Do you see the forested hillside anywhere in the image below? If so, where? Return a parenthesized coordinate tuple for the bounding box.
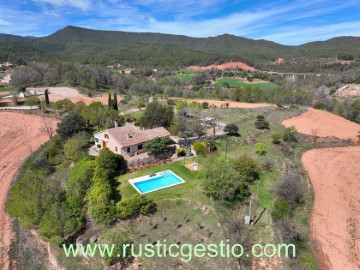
(1, 26, 360, 68)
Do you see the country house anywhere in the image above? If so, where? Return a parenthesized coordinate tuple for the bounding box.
(94, 123, 170, 157)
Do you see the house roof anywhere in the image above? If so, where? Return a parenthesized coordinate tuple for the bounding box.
(105, 123, 170, 147)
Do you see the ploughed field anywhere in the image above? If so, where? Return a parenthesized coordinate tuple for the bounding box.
(27, 87, 112, 105)
(282, 108, 360, 141)
(0, 112, 55, 269)
(302, 147, 360, 270)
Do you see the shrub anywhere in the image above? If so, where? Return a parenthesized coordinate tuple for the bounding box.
(176, 147, 186, 157)
(262, 160, 274, 172)
(313, 103, 326, 110)
(255, 120, 270, 129)
(224, 123, 239, 135)
(275, 219, 302, 245)
(201, 102, 209, 109)
(283, 127, 298, 143)
(205, 140, 217, 151)
(274, 171, 305, 207)
(255, 142, 266, 155)
(271, 198, 289, 222)
(24, 96, 40, 106)
(272, 134, 282, 144)
(117, 195, 156, 219)
(233, 154, 259, 182)
(255, 115, 269, 129)
(167, 99, 176, 106)
(192, 141, 207, 156)
(43, 135, 65, 165)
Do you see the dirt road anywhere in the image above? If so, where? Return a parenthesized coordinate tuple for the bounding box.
(282, 108, 360, 141)
(0, 112, 56, 269)
(302, 147, 360, 270)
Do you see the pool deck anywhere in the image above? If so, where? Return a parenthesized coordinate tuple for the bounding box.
(128, 170, 186, 194)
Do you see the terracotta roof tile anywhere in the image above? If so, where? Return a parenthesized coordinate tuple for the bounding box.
(106, 124, 170, 147)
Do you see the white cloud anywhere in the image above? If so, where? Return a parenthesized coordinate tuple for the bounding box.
(34, 0, 92, 10)
(0, 18, 11, 26)
(261, 21, 360, 44)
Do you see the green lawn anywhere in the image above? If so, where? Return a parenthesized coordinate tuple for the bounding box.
(175, 73, 192, 82)
(126, 110, 144, 119)
(116, 160, 207, 202)
(216, 77, 277, 89)
(0, 85, 12, 92)
(171, 70, 196, 82)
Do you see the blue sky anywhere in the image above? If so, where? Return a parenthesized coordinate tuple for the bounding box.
(0, 0, 359, 45)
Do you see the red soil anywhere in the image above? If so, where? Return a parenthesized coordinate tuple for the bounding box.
(302, 147, 360, 270)
(0, 112, 56, 269)
(282, 108, 360, 141)
(27, 87, 117, 105)
(275, 58, 286, 64)
(187, 61, 256, 72)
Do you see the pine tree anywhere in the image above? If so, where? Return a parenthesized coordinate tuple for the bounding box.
(113, 92, 118, 111)
(44, 89, 50, 105)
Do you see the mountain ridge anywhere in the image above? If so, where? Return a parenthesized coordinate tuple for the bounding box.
(1, 26, 360, 67)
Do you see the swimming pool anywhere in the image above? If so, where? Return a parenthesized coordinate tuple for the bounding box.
(129, 170, 185, 194)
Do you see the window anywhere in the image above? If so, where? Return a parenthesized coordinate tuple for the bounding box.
(115, 147, 118, 152)
(127, 147, 131, 153)
(104, 134, 109, 139)
(138, 144, 143, 150)
(95, 138, 99, 143)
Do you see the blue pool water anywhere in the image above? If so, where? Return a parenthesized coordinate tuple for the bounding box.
(132, 170, 184, 194)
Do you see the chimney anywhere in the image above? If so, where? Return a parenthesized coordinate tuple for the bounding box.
(127, 133, 132, 139)
(114, 121, 118, 128)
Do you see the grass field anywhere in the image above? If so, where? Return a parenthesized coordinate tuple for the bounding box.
(0, 86, 12, 92)
(216, 77, 278, 89)
(176, 74, 193, 82)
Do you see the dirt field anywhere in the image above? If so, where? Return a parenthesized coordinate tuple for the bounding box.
(335, 84, 360, 98)
(0, 112, 56, 269)
(282, 108, 360, 141)
(187, 61, 256, 72)
(0, 74, 11, 84)
(186, 99, 273, 108)
(302, 147, 360, 270)
(27, 87, 113, 105)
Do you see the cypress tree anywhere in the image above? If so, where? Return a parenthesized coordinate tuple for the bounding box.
(44, 89, 49, 105)
(108, 92, 112, 109)
(113, 92, 118, 111)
